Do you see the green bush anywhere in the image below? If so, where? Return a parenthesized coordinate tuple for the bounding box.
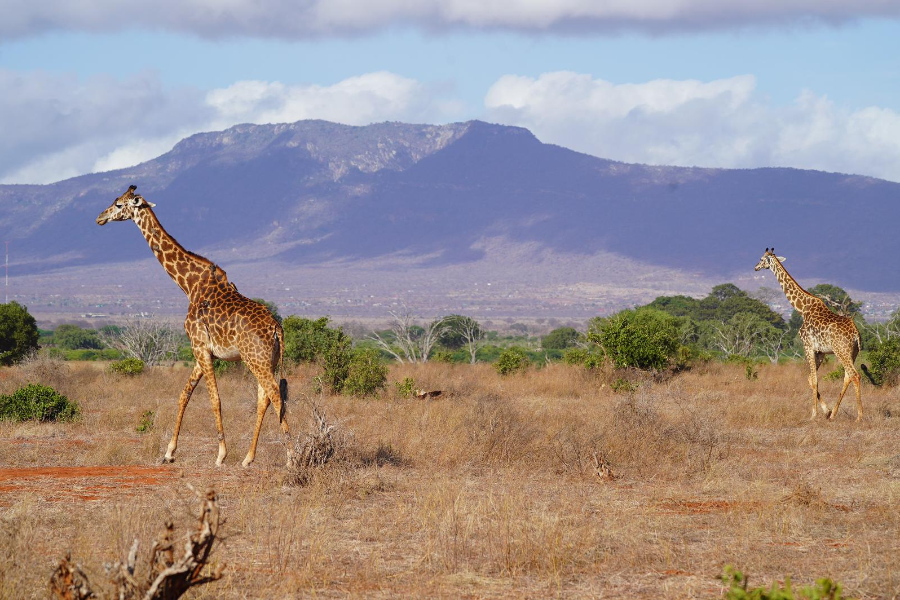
(588, 308, 680, 371)
(0, 384, 80, 422)
(562, 347, 604, 369)
(495, 346, 530, 376)
(430, 349, 454, 363)
(52, 324, 104, 350)
(109, 357, 145, 375)
(720, 566, 846, 600)
(321, 332, 352, 394)
(610, 378, 638, 394)
(343, 348, 387, 396)
(283, 316, 347, 364)
(541, 327, 581, 350)
(136, 410, 155, 433)
(866, 337, 900, 386)
(0, 302, 40, 366)
(395, 377, 416, 398)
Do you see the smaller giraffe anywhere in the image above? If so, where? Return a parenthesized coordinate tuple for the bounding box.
(754, 248, 863, 421)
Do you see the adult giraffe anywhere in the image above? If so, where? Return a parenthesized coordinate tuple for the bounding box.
(754, 248, 863, 421)
(97, 185, 291, 466)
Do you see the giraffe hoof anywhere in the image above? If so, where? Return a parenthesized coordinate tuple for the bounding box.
(241, 457, 254, 468)
(162, 455, 175, 464)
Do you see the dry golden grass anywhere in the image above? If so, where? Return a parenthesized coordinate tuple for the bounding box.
(1, 357, 900, 598)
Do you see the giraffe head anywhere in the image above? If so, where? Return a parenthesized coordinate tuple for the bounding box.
(96, 185, 156, 226)
(754, 248, 786, 272)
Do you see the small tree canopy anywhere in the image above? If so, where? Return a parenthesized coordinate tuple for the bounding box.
(588, 308, 680, 371)
(53, 324, 104, 350)
(541, 327, 581, 350)
(0, 302, 40, 366)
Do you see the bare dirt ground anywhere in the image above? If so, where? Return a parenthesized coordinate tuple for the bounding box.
(1, 357, 899, 598)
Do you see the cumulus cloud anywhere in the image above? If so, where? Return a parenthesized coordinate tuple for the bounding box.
(484, 71, 900, 181)
(0, 0, 898, 39)
(0, 70, 459, 184)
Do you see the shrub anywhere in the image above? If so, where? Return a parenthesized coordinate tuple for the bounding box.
(430, 349, 454, 363)
(136, 410, 155, 433)
(342, 348, 387, 396)
(0, 384, 80, 422)
(283, 316, 347, 364)
(541, 327, 581, 350)
(321, 332, 352, 394)
(866, 337, 900, 386)
(588, 308, 679, 371)
(720, 565, 846, 600)
(0, 301, 39, 366)
(395, 376, 416, 398)
(563, 347, 604, 369)
(610, 378, 638, 394)
(495, 346, 530, 376)
(52, 324, 104, 350)
(109, 357, 145, 376)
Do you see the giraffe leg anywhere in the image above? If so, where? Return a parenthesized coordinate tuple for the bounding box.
(804, 350, 824, 420)
(164, 362, 204, 463)
(196, 352, 227, 466)
(242, 366, 291, 467)
(830, 355, 862, 422)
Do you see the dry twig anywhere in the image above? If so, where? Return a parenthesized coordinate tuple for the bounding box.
(50, 487, 224, 600)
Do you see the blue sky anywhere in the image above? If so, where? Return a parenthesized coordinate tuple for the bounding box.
(1, 1, 898, 183)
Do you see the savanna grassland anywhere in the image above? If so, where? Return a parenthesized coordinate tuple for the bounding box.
(1, 357, 899, 598)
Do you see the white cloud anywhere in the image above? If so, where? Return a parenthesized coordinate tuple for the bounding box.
(206, 72, 445, 128)
(0, 0, 898, 39)
(0, 70, 460, 183)
(484, 71, 900, 181)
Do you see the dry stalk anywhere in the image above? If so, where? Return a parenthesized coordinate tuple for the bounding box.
(50, 487, 224, 600)
(285, 403, 340, 486)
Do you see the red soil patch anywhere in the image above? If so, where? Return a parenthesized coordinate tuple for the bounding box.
(0, 465, 178, 506)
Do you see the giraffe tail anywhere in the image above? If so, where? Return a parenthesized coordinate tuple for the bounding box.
(275, 324, 288, 421)
(860, 364, 878, 386)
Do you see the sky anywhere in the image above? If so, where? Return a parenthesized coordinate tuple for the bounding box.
(0, 0, 899, 184)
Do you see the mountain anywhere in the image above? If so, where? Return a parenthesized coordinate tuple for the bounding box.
(2, 119, 899, 319)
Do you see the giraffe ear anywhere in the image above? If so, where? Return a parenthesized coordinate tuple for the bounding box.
(776, 256, 786, 262)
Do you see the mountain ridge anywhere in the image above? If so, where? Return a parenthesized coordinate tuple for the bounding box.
(1, 118, 898, 319)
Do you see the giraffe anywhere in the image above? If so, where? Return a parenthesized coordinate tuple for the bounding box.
(754, 248, 863, 421)
(96, 185, 291, 466)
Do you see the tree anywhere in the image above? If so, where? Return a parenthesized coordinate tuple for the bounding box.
(369, 308, 446, 363)
(52, 324, 104, 350)
(0, 302, 39, 366)
(588, 308, 680, 371)
(283, 316, 346, 363)
(704, 313, 778, 358)
(439, 315, 484, 363)
(541, 327, 581, 350)
(102, 319, 181, 366)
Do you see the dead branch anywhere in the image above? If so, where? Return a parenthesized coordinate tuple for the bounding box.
(50, 488, 224, 600)
(49, 552, 97, 600)
(286, 403, 339, 486)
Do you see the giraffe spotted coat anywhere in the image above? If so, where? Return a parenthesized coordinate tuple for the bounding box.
(755, 248, 863, 421)
(97, 185, 291, 466)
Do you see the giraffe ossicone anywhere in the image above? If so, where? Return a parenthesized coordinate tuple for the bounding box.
(97, 184, 292, 466)
(754, 248, 864, 421)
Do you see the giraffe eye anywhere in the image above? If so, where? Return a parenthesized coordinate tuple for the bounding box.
(116, 203, 123, 208)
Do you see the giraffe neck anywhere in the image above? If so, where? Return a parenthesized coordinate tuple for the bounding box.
(770, 258, 815, 314)
(132, 208, 225, 300)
